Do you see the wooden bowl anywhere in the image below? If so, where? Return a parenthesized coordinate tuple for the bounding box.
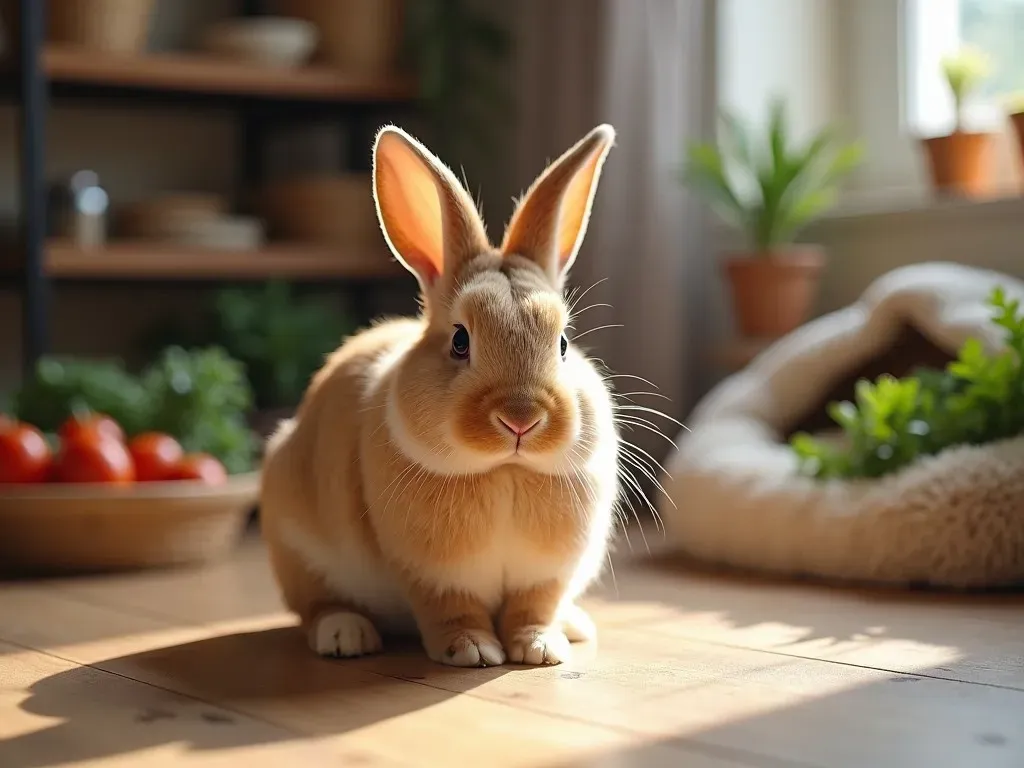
(257, 174, 378, 246)
(0, 473, 260, 575)
(201, 17, 317, 69)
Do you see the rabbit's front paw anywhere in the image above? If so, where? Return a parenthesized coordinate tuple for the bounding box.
(505, 626, 571, 666)
(309, 610, 383, 658)
(428, 629, 506, 667)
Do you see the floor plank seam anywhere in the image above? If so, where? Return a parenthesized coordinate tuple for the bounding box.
(49, 581, 281, 631)
(370, 670, 818, 768)
(640, 626, 1024, 694)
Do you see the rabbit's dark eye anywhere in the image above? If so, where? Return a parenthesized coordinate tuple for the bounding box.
(560, 333, 569, 360)
(451, 325, 470, 360)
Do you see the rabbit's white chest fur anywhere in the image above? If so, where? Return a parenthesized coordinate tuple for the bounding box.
(276, 452, 615, 636)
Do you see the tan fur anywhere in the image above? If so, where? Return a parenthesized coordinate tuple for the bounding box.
(261, 124, 619, 666)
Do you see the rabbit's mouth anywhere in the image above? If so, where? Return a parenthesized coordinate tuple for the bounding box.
(452, 385, 576, 460)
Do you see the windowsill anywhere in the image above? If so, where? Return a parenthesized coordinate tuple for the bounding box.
(708, 188, 1024, 247)
(822, 188, 1024, 226)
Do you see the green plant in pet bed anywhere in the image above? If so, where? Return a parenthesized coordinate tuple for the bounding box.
(791, 287, 1024, 479)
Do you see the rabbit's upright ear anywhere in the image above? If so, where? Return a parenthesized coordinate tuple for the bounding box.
(501, 125, 615, 285)
(373, 126, 490, 288)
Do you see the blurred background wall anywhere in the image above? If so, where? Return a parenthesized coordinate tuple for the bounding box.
(2, 0, 1022, 432)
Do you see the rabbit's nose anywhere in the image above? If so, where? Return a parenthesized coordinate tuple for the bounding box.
(492, 397, 546, 438)
(496, 414, 542, 437)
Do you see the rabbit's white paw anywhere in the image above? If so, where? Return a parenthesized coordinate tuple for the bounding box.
(309, 611, 383, 658)
(429, 629, 506, 667)
(505, 627, 571, 666)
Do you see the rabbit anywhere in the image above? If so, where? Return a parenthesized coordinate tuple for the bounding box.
(260, 123, 620, 667)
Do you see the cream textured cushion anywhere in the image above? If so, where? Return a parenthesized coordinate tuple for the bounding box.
(661, 262, 1024, 588)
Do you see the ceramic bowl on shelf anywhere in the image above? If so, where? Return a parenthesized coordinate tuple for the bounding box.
(0, 472, 260, 575)
(200, 17, 318, 69)
(170, 215, 267, 251)
(118, 193, 228, 238)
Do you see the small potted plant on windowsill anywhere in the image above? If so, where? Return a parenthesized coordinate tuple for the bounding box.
(681, 98, 863, 338)
(921, 47, 995, 199)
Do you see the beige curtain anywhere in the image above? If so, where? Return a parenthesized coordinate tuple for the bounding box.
(510, 0, 718, 460)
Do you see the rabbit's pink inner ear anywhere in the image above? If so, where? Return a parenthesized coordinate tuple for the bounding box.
(556, 133, 614, 271)
(501, 125, 615, 280)
(373, 129, 446, 284)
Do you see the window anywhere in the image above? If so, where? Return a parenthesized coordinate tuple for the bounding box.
(906, 0, 1024, 136)
(716, 0, 1024, 204)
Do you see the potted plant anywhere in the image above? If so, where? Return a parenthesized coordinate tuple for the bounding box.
(921, 47, 995, 198)
(682, 98, 863, 338)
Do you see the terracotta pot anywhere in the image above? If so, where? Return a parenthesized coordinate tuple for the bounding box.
(723, 247, 825, 338)
(1011, 113, 1024, 180)
(920, 131, 995, 199)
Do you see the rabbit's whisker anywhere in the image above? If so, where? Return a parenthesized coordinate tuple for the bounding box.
(615, 416, 677, 450)
(571, 324, 624, 342)
(616, 462, 661, 540)
(614, 465, 650, 553)
(612, 390, 672, 402)
(602, 372, 662, 391)
(613, 404, 689, 431)
(565, 277, 609, 316)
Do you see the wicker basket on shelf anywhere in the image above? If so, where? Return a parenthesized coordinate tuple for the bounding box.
(48, 0, 157, 55)
(273, 0, 403, 74)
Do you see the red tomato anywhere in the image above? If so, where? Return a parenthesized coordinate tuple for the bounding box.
(0, 421, 52, 484)
(173, 453, 227, 485)
(128, 432, 184, 482)
(59, 413, 126, 445)
(53, 435, 135, 484)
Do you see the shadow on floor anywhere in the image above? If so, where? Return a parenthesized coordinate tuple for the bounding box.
(0, 626, 511, 768)
(542, 655, 1024, 768)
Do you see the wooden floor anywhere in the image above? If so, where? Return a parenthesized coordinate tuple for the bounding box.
(1, 528, 1022, 768)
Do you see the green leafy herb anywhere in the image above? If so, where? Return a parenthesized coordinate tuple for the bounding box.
(8, 346, 258, 474)
(791, 287, 1024, 479)
(209, 282, 352, 410)
(680, 98, 864, 251)
(141, 282, 354, 410)
(12, 358, 151, 436)
(141, 346, 257, 475)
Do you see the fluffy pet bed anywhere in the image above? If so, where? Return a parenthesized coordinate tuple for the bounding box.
(661, 262, 1024, 588)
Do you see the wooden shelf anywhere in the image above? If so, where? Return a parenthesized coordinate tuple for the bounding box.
(42, 45, 417, 103)
(43, 239, 406, 280)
